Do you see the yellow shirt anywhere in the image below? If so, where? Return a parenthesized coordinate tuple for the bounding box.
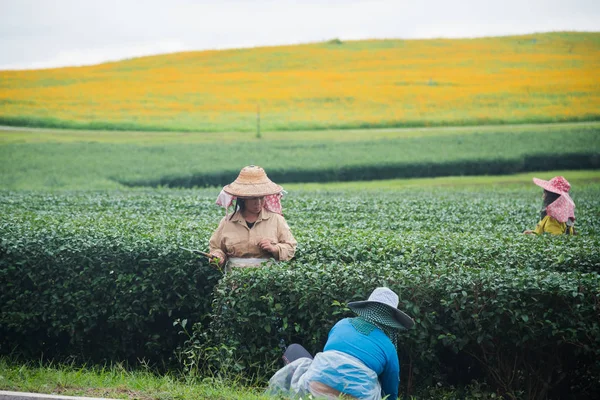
(533, 215, 574, 235)
(209, 209, 297, 263)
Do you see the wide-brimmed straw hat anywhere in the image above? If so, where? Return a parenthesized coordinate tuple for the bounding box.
(223, 165, 282, 197)
(533, 176, 571, 195)
(348, 287, 415, 330)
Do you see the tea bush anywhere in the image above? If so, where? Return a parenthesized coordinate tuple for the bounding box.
(1, 186, 599, 397)
(205, 262, 600, 399)
(122, 152, 599, 188)
(0, 191, 222, 364)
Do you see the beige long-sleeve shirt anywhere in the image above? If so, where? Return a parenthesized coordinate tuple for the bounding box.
(209, 209, 297, 263)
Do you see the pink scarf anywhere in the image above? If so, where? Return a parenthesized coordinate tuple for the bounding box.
(215, 189, 283, 217)
(546, 193, 575, 223)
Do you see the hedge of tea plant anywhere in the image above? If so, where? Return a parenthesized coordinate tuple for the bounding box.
(2, 124, 598, 190)
(122, 152, 599, 189)
(0, 191, 223, 364)
(205, 261, 600, 399)
(1, 186, 599, 397)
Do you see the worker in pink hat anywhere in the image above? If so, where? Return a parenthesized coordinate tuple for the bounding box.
(523, 176, 576, 235)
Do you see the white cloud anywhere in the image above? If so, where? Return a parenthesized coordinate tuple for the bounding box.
(3, 41, 190, 70)
(0, 0, 598, 70)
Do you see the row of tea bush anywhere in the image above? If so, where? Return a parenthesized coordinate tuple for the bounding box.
(1, 187, 598, 398)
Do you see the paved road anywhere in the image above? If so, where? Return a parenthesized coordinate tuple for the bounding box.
(0, 391, 117, 400)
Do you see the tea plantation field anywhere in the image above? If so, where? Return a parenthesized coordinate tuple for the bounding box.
(1, 177, 599, 398)
(1, 122, 599, 189)
(1, 29, 599, 399)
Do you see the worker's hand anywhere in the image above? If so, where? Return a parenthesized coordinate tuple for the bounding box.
(523, 230, 534, 235)
(258, 239, 278, 254)
(210, 253, 226, 266)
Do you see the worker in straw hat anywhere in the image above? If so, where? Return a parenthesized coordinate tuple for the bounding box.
(209, 165, 297, 271)
(523, 176, 576, 235)
(267, 287, 415, 400)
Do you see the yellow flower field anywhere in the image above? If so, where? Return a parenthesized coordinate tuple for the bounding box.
(1, 32, 599, 131)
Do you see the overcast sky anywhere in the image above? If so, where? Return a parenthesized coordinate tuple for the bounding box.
(0, 0, 598, 70)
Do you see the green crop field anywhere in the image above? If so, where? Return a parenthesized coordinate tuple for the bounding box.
(1, 122, 599, 190)
(1, 181, 599, 398)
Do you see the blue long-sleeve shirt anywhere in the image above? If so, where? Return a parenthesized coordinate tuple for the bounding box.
(323, 318, 400, 400)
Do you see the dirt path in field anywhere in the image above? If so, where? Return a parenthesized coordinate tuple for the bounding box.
(1, 121, 599, 135)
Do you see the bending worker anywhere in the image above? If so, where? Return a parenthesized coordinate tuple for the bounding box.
(268, 287, 415, 400)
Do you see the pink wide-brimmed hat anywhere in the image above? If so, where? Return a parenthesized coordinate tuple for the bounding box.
(533, 176, 575, 223)
(532, 176, 571, 195)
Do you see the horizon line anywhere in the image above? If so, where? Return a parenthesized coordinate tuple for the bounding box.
(1, 30, 597, 72)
